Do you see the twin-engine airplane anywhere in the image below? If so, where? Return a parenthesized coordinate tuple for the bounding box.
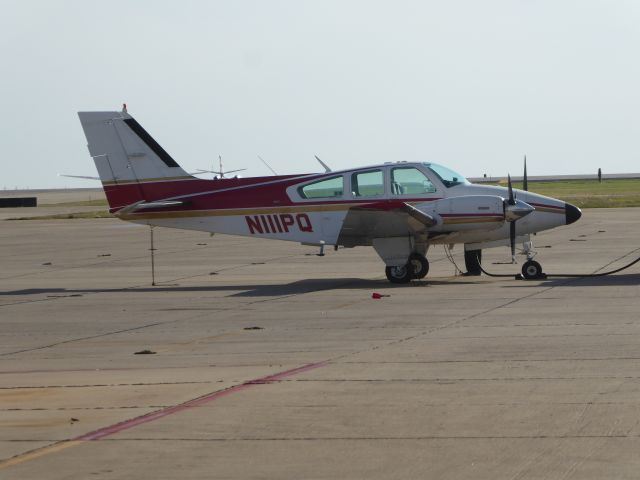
(78, 109, 581, 283)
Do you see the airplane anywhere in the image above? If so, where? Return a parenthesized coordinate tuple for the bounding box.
(194, 154, 247, 179)
(78, 108, 582, 283)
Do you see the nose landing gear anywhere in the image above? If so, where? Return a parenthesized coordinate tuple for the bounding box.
(519, 240, 547, 280)
(521, 260, 544, 279)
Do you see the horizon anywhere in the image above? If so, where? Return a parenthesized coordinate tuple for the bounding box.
(4, 169, 640, 193)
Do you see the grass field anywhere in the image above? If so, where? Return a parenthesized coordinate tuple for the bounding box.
(496, 178, 640, 208)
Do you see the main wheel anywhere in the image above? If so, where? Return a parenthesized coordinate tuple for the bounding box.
(408, 253, 429, 279)
(521, 260, 542, 280)
(385, 264, 412, 284)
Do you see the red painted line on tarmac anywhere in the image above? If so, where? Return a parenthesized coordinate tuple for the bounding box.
(74, 361, 328, 441)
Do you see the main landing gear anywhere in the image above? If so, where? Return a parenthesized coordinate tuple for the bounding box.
(385, 253, 429, 284)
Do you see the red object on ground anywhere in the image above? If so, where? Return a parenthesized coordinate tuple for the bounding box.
(372, 292, 389, 299)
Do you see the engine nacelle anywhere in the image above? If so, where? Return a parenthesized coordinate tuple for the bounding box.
(422, 195, 507, 231)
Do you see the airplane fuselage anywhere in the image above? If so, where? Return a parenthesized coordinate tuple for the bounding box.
(112, 162, 578, 249)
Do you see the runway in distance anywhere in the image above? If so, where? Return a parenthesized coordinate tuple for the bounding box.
(78, 108, 581, 283)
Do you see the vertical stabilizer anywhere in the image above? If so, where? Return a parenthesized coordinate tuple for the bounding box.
(78, 110, 194, 209)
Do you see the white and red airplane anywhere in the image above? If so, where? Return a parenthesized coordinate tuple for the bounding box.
(78, 108, 581, 283)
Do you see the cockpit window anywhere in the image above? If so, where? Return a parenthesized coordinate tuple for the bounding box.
(425, 163, 469, 188)
(390, 167, 436, 195)
(298, 175, 344, 199)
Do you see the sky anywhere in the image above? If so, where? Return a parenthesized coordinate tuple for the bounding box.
(1, 0, 639, 189)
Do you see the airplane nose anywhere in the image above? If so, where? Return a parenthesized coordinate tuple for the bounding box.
(565, 203, 582, 225)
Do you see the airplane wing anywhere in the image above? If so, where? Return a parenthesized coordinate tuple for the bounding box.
(337, 201, 437, 246)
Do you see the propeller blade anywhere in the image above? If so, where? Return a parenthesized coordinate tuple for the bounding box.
(510, 221, 516, 263)
(504, 171, 530, 263)
(507, 174, 515, 205)
(523, 156, 528, 191)
(509, 222, 516, 263)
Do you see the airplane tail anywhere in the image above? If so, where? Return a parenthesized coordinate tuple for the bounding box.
(77, 109, 195, 211)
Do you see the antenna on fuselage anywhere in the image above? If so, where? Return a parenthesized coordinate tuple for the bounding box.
(258, 155, 278, 175)
(314, 155, 332, 173)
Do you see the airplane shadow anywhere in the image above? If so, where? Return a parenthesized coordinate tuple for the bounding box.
(504, 273, 639, 288)
(0, 277, 482, 299)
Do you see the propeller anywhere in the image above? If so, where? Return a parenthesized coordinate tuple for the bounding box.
(507, 174, 517, 262)
(513, 155, 529, 261)
(503, 167, 535, 263)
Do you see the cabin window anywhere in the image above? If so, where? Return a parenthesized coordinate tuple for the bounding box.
(352, 169, 384, 197)
(298, 175, 344, 199)
(390, 167, 436, 195)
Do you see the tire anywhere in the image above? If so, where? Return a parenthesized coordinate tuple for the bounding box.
(385, 264, 412, 284)
(521, 260, 542, 279)
(408, 253, 429, 279)
(464, 249, 482, 276)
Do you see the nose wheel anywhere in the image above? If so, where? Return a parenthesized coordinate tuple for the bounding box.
(521, 260, 545, 280)
(519, 240, 546, 280)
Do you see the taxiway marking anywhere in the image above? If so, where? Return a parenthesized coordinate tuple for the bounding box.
(0, 361, 328, 470)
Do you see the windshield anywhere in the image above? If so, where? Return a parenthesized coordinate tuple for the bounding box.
(424, 163, 469, 188)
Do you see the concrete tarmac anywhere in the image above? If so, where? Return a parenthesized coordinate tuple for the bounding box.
(0, 208, 639, 479)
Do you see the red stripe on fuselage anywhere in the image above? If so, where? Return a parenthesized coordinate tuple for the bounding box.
(440, 213, 503, 217)
(106, 176, 444, 214)
(528, 202, 565, 211)
(104, 175, 303, 211)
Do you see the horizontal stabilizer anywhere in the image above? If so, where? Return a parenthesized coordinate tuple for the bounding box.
(115, 200, 185, 216)
(58, 173, 100, 181)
